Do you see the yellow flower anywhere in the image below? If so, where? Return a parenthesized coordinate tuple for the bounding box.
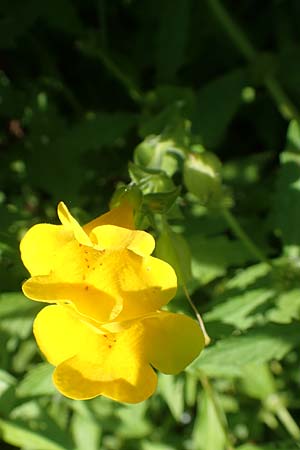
(34, 305, 203, 402)
(20, 202, 204, 403)
(21, 202, 177, 322)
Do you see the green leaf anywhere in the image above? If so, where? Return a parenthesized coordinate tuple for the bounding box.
(16, 363, 56, 398)
(204, 288, 275, 330)
(192, 391, 226, 450)
(156, 227, 192, 285)
(0, 292, 38, 318)
(155, 0, 190, 82)
(116, 402, 151, 439)
(142, 442, 175, 450)
(158, 374, 185, 421)
(27, 112, 137, 201)
(71, 403, 101, 450)
(272, 120, 300, 254)
(239, 364, 276, 401)
(225, 263, 271, 290)
(187, 235, 252, 284)
(0, 292, 40, 338)
(237, 443, 300, 450)
(189, 323, 300, 378)
(268, 289, 300, 324)
(0, 417, 72, 450)
(192, 69, 248, 148)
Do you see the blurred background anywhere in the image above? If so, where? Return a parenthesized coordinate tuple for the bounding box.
(1, 1, 300, 449)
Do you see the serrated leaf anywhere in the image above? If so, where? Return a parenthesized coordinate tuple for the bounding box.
(225, 263, 271, 290)
(267, 289, 300, 324)
(187, 235, 252, 284)
(189, 323, 300, 378)
(205, 288, 275, 330)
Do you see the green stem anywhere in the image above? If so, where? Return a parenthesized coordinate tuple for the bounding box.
(206, 0, 300, 123)
(267, 394, 300, 440)
(276, 404, 300, 441)
(161, 217, 210, 345)
(77, 42, 143, 104)
(200, 374, 235, 450)
(207, 0, 255, 61)
(222, 208, 272, 267)
(264, 77, 300, 123)
(182, 284, 210, 346)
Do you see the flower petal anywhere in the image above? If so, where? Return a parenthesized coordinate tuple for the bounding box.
(33, 305, 90, 366)
(144, 312, 205, 374)
(22, 277, 119, 322)
(53, 321, 157, 403)
(23, 240, 177, 321)
(20, 224, 73, 277)
(57, 202, 91, 245)
(90, 225, 155, 256)
(83, 202, 135, 235)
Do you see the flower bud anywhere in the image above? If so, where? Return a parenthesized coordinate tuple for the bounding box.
(110, 185, 143, 210)
(183, 151, 222, 205)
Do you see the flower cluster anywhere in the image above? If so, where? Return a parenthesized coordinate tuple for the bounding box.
(20, 201, 204, 403)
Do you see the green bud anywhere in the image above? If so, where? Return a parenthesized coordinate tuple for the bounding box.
(129, 162, 176, 195)
(183, 151, 222, 206)
(134, 136, 181, 177)
(110, 184, 143, 210)
(143, 187, 181, 214)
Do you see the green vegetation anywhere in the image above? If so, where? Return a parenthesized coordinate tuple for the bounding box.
(1, 1, 300, 449)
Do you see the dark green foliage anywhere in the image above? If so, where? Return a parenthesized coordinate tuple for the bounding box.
(1, 1, 300, 449)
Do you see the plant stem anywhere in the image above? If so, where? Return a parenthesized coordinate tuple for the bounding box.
(267, 394, 300, 441)
(222, 208, 272, 267)
(160, 217, 210, 345)
(206, 0, 300, 124)
(276, 404, 300, 441)
(200, 374, 235, 450)
(207, 0, 255, 61)
(182, 284, 211, 345)
(77, 41, 143, 104)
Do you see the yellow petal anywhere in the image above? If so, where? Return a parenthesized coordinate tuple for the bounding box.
(20, 224, 73, 277)
(33, 304, 90, 366)
(23, 277, 119, 322)
(23, 240, 177, 322)
(57, 202, 91, 245)
(83, 202, 135, 235)
(90, 225, 155, 255)
(144, 312, 205, 374)
(115, 251, 177, 321)
(53, 321, 157, 403)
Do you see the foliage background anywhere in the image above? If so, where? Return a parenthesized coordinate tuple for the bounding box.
(1, 0, 300, 449)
